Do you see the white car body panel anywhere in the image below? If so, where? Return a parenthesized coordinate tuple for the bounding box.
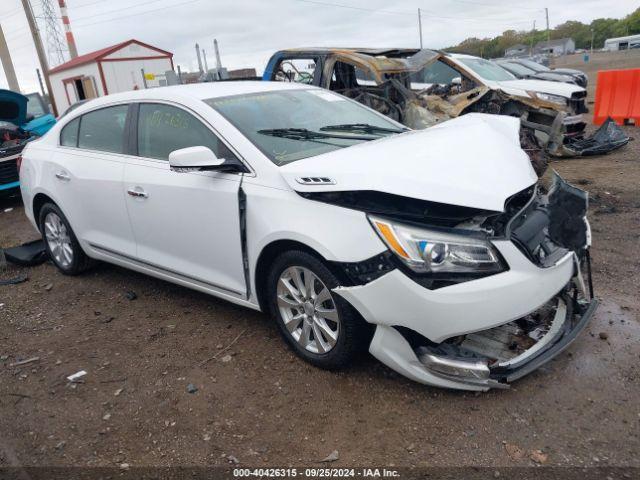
(335, 241, 574, 343)
(281, 114, 537, 212)
(18, 81, 592, 391)
(446, 54, 585, 101)
(122, 158, 246, 296)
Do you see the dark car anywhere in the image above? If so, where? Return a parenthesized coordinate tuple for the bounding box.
(508, 58, 587, 88)
(496, 60, 581, 86)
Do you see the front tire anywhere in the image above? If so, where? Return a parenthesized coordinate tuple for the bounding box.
(39, 203, 93, 275)
(266, 250, 371, 370)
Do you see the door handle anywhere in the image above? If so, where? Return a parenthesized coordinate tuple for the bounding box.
(127, 188, 148, 199)
(55, 172, 70, 181)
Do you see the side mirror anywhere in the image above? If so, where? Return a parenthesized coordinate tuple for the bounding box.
(451, 76, 462, 85)
(168, 146, 225, 171)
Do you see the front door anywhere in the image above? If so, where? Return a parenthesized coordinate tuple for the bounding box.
(123, 102, 246, 297)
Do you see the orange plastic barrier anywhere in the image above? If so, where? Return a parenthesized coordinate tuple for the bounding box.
(593, 68, 640, 126)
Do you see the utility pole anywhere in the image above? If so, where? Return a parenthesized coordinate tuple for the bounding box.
(590, 28, 594, 55)
(417, 8, 423, 49)
(545, 8, 550, 43)
(530, 20, 536, 56)
(21, 0, 58, 115)
(0, 23, 20, 91)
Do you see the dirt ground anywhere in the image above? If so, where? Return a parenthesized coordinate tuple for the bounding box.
(1, 54, 639, 472)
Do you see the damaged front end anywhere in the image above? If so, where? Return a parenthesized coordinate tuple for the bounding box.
(404, 173, 597, 389)
(323, 172, 598, 390)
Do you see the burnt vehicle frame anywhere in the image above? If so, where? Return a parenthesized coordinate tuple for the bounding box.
(264, 48, 625, 159)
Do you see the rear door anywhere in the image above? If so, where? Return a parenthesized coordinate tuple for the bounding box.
(50, 104, 136, 256)
(123, 102, 247, 297)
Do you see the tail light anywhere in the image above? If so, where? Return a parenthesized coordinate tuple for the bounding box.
(16, 155, 22, 172)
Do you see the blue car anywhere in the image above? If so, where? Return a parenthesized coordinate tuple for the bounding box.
(0, 89, 56, 195)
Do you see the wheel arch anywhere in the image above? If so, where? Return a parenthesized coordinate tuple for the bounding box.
(32, 192, 57, 231)
(253, 239, 350, 313)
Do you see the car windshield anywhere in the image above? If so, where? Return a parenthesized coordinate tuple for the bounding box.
(499, 62, 535, 76)
(517, 59, 550, 73)
(458, 58, 515, 81)
(206, 89, 403, 165)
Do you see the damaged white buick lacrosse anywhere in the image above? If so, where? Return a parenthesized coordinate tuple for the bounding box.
(19, 81, 597, 391)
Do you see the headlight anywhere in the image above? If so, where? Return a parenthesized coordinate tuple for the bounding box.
(369, 215, 505, 275)
(528, 91, 567, 106)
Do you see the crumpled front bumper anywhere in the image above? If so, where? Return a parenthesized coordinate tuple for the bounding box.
(335, 252, 596, 391)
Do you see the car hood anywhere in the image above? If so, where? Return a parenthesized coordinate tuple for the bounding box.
(495, 78, 584, 98)
(279, 113, 537, 212)
(0, 89, 28, 126)
(532, 72, 575, 83)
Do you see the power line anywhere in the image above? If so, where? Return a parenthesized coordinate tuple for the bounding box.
(72, 0, 204, 28)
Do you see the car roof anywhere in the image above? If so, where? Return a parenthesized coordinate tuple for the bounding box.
(74, 81, 310, 110)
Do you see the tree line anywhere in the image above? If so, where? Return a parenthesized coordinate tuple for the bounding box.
(445, 7, 640, 58)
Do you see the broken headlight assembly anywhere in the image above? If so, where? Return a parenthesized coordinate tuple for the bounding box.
(528, 91, 567, 106)
(368, 215, 507, 280)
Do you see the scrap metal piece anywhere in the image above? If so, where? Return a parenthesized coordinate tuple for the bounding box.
(563, 117, 630, 156)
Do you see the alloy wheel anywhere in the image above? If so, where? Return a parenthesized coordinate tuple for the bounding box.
(44, 212, 74, 268)
(276, 266, 340, 354)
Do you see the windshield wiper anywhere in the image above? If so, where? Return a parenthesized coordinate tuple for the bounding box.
(257, 127, 377, 142)
(319, 123, 407, 135)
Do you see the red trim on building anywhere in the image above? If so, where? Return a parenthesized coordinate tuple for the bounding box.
(61, 76, 83, 105)
(100, 55, 171, 63)
(49, 39, 174, 74)
(97, 61, 109, 95)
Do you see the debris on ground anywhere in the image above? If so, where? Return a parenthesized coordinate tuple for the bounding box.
(125, 291, 137, 301)
(226, 455, 240, 464)
(504, 443, 526, 460)
(1, 240, 48, 266)
(186, 383, 198, 394)
(114, 388, 123, 396)
(320, 450, 339, 462)
(599, 332, 609, 340)
(0, 274, 28, 286)
(221, 354, 233, 363)
(66, 370, 87, 382)
(9, 357, 40, 367)
(44, 283, 53, 291)
(530, 449, 548, 464)
(564, 117, 630, 156)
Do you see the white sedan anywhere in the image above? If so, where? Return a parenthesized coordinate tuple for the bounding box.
(19, 81, 597, 390)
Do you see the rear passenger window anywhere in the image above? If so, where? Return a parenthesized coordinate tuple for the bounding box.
(60, 117, 80, 147)
(137, 103, 237, 161)
(78, 105, 128, 154)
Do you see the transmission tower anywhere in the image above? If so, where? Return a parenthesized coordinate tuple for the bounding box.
(37, 0, 68, 67)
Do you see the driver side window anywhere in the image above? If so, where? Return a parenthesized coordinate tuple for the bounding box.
(274, 58, 317, 84)
(136, 103, 237, 161)
(410, 60, 460, 89)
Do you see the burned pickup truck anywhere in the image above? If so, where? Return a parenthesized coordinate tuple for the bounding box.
(263, 48, 628, 160)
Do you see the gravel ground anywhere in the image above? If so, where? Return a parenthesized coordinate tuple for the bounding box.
(1, 59, 639, 471)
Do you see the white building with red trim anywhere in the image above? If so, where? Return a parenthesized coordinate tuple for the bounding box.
(48, 39, 174, 113)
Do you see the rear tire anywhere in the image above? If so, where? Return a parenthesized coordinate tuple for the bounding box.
(38, 202, 93, 275)
(266, 250, 371, 370)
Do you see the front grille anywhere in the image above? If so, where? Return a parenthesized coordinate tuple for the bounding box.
(0, 159, 19, 185)
(570, 91, 588, 114)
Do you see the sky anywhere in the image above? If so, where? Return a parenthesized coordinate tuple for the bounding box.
(0, 0, 637, 93)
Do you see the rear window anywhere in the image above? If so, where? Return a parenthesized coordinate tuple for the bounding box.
(60, 117, 80, 147)
(78, 105, 128, 154)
